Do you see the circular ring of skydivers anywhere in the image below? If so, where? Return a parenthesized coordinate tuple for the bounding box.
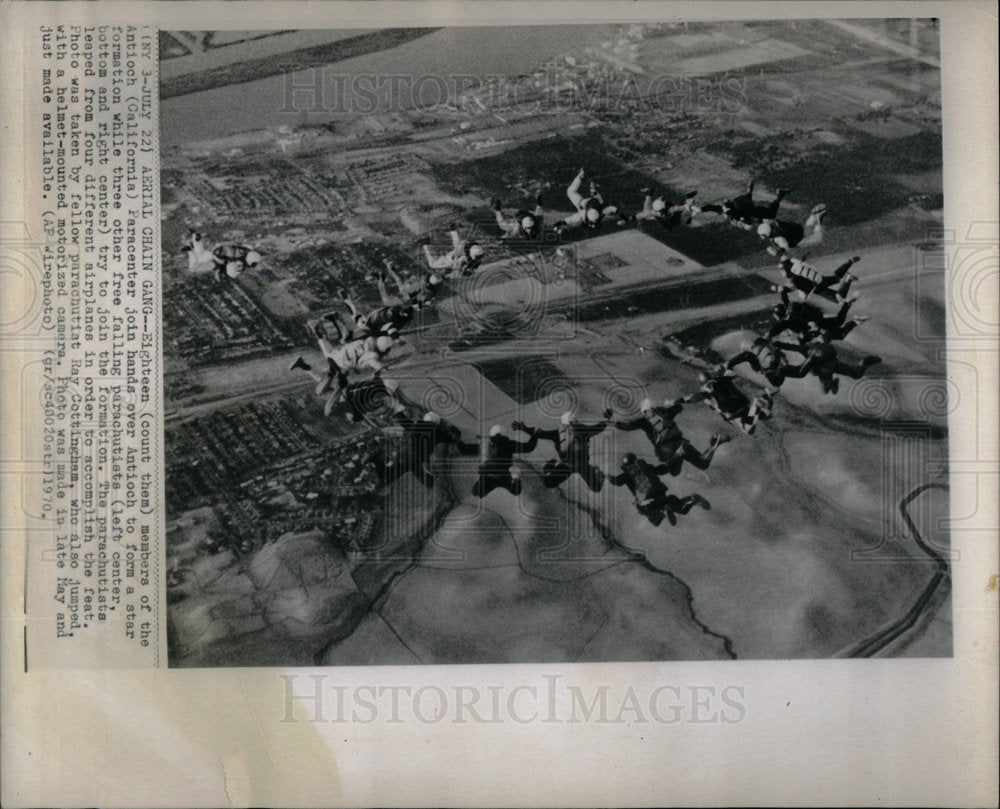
(184, 166, 881, 528)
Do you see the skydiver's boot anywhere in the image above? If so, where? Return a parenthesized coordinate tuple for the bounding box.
(690, 493, 710, 511)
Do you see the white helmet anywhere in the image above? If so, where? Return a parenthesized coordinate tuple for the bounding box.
(756, 222, 773, 238)
(469, 244, 485, 259)
(585, 208, 601, 223)
(225, 261, 243, 278)
(651, 198, 666, 212)
(640, 398, 654, 413)
(560, 410, 574, 426)
(521, 216, 536, 231)
(489, 424, 505, 437)
(423, 411, 442, 424)
(427, 273, 443, 287)
(245, 250, 262, 266)
(375, 335, 394, 353)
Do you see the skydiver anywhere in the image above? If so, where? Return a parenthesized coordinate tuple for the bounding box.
(778, 254, 859, 301)
(768, 287, 867, 343)
(756, 204, 827, 256)
(377, 260, 443, 309)
(181, 230, 261, 279)
(377, 406, 480, 489)
(552, 168, 625, 235)
(288, 354, 351, 415)
(607, 452, 710, 527)
(339, 289, 414, 340)
(513, 408, 613, 492)
(211, 242, 262, 280)
(181, 230, 212, 272)
(686, 365, 775, 435)
(694, 179, 790, 230)
(492, 194, 545, 241)
(726, 335, 813, 388)
(782, 335, 882, 395)
(422, 227, 486, 276)
(634, 188, 699, 227)
(472, 424, 539, 498)
(290, 322, 396, 412)
(614, 397, 730, 476)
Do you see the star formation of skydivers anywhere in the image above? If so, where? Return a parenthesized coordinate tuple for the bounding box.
(182, 165, 882, 529)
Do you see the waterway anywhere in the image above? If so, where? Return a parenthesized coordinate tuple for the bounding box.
(160, 25, 623, 145)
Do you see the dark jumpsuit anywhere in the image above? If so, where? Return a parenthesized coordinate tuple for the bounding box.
(473, 432, 539, 497)
(615, 403, 718, 476)
(526, 419, 610, 492)
(726, 339, 812, 388)
(381, 414, 479, 488)
(608, 458, 705, 527)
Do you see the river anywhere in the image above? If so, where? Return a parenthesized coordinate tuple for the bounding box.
(160, 24, 623, 145)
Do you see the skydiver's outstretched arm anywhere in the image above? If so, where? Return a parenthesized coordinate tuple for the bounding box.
(513, 421, 559, 447)
(662, 400, 685, 419)
(512, 432, 538, 454)
(384, 263, 408, 295)
(375, 276, 397, 307)
(767, 319, 796, 340)
(606, 471, 628, 487)
(340, 296, 363, 321)
(726, 352, 763, 372)
(577, 417, 612, 437)
(454, 437, 481, 456)
(614, 417, 646, 432)
(774, 341, 809, 356)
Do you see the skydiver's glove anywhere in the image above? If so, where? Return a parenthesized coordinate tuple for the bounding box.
(491, 197, 503, 211)
(603, 408, 613, 420)
(511, 420, 529, 433)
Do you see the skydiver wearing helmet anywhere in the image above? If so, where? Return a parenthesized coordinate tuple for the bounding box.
(290, 324, 396, 412)
(685, 365, 775, 435)
(725, 335, 813, 388)
(780, 335, 882, 395)
(778, 254, 860, 301)
(757, 204, 827, 256)
(607, 453, 710, 527)
(634, 188, 700, 227)
(693, 179, 790, 230)
(493, 194, 545, 241)
(376, 260, 443, 309)
(287, 361, 396, 421)
(288, 352, 351, 416)
(513, 408, 614, 492)
(339, 289, 414, 340)
(553, 168, 623, 234)
(614, 397, 730, 476)
(211, 242, 262, 280)
(767, 286, 864, 344)
(377, 405, 479, 489)
(340, 373, 401, 424)
(472, 424, 539, 498)
(422, 227, 486, 276)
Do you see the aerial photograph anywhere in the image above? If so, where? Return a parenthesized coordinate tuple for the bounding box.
(158, 21, 950, 667)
